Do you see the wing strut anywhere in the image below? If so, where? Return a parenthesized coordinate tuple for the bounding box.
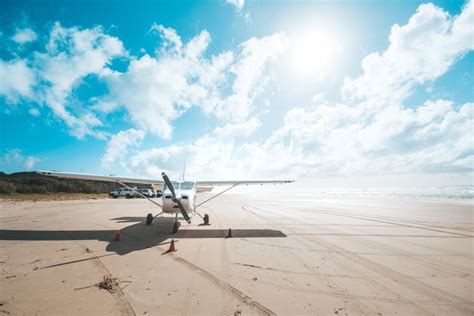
(195, 183, 239, 209)
(117, 181, 162, 208)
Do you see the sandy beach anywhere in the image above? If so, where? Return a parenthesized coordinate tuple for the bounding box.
(0, 193, 472, 315)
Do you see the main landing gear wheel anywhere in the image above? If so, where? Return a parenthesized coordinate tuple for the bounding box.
(172, 222, 179, 234)
(203, 214, 210, 225)
(146, 213, 153, 225)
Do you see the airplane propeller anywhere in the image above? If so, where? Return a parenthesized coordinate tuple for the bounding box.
(161, 172, 191, 223)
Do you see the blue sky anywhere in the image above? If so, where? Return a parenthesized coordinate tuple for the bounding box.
(0, 0, 473, 185)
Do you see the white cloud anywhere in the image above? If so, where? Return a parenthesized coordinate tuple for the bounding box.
(245, 100, 473, 178)
(34, 22, 126, 139)
(1, 149, 23, 164)
(99, 26, 285, 138)
(101, 129, 146, 167)
(25, 156, 40, 169)
(207, 33, 286, 121)
(12, 28, 37, 44)
(29, 108, 40, 116)
(0, 59, 35, 104)
(126, 118, 261, 178)
(98, 27, 216, 138)
(1, 149, 40, 170)
(117, 1, 473, 181)
(2, 21, 285, 141)
(125, 99, 471, 180)
(150, 24, 183, 52)
(1, 1, 472, 183)
(342, 1, 474, 105)
(226, 0, 245, 11)
(1, 23, 126, 139)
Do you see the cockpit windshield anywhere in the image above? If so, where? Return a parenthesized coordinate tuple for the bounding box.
(164, 181, 194, 191)
(179, 182, 194, 190)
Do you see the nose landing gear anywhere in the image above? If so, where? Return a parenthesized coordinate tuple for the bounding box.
(172, 222, 179, 234)
(172, 213, 180, 234)
(146, 213, 153, 225)
(146, 211, 208, 232)
(203, 214, 210, 225)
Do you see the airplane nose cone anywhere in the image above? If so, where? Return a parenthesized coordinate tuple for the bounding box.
(172, 195, 182, 203)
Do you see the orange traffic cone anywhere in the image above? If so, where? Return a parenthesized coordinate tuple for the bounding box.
(167, 239, 177, 252)
(226, 228, 233, 238)
(114, 230, 121, 241)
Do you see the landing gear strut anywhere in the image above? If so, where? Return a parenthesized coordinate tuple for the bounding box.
(172, 222, 179, 234)
(172, 213, 179, 234)
(146, 213, 153, 225)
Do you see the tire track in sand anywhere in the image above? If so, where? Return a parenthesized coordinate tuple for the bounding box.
(253, 203, 473, 276)
(81, 245, 136, 316)
(248, 204, 474, 315)
(198, 205, 248, 315)
(241, 205, 441, 314)
(168, 252, 275, 315)
(281, 205, 473, 276)
(57, 228, 136, 316)
(111, 214, 276, 316)
(239, 205, 374, 314)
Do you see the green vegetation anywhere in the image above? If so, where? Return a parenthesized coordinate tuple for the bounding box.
(0, 193, 109, 201)
(0, 172, 121, 195)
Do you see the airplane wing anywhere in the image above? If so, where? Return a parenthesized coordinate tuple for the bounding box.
(196, 180, 294, 186)
(37, 170, 294, 186)
(36, 170, 164, 185)
(37, 170, 294, 210)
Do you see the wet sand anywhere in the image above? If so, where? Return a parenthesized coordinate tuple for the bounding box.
(0, 194, 472, 315)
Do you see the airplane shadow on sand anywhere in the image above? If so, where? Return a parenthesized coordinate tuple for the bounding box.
(0, 216, 286, 255)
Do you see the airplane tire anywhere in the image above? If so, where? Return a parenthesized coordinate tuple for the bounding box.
(146, 213, 153, 225)
(203, 214, 209, 225)
(172, 222, 179, 234)
(126, 194, 131, 199)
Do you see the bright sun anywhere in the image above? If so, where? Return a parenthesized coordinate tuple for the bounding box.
(289, 29, 340, 77)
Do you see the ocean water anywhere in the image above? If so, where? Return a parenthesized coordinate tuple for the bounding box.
(293, 186, 474, 201)
(240, 185, 474, 202)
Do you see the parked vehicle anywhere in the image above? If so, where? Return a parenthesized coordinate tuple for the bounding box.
(139, 189, 154, 198)
(109, 187, 138, 198)
(152, 189, 162, 198)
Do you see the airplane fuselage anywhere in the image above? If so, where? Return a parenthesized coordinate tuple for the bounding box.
(162, 181, 196, 214)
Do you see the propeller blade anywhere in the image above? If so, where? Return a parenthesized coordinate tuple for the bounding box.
(177, 200, 191, 223)
(162, 172, 191, 223)
(161, 172, 176, 198)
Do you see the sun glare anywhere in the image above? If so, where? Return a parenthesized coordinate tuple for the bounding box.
(289, 29, 341, 77)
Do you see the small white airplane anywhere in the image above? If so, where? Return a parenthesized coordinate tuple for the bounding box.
(37, 170, 294, 233)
